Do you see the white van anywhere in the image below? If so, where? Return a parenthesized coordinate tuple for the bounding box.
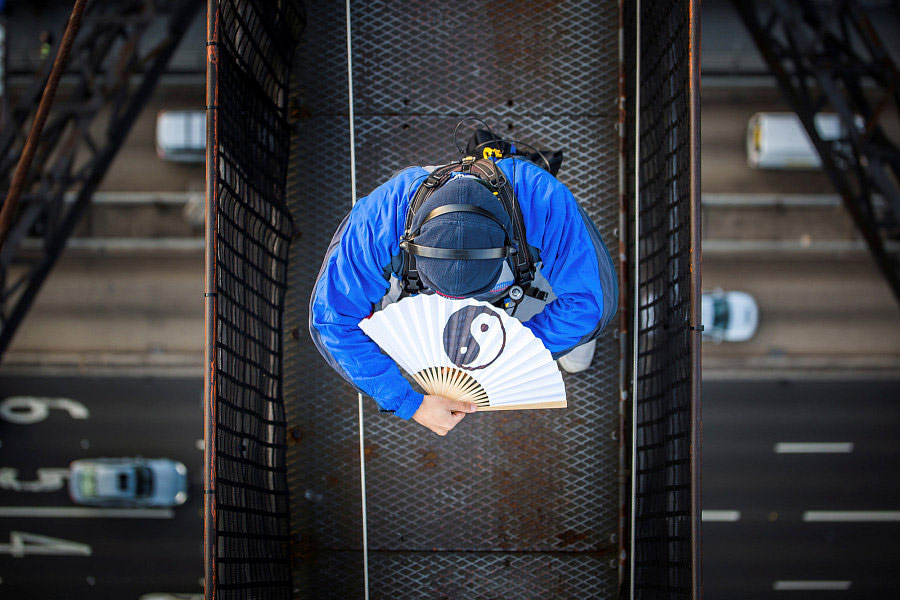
(155, 110, 206, 163)
(746, 112, 856, 170)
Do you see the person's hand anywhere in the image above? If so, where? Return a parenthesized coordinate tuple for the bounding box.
(412, 394, 478, 436)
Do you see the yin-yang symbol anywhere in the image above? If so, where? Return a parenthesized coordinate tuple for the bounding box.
(442, 305, 506, 370)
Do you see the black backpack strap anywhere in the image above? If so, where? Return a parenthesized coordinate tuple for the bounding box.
(402, 161, 468, 235)
(400, 156, 536, 296)
(470, 158, 534, 287)
(401, 161, 468, 296)
(401, 242, 422, 297)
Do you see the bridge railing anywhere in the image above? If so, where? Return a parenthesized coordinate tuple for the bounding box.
(622, 0, 702, 598)
(204, 1, 305, 598)
(204, 0, 701, 597)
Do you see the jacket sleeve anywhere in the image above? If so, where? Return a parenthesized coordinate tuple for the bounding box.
(500, 158, 618, 358)
(308, 168, 428, 419)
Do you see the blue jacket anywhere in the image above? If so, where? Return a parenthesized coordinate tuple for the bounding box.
(309, 158, 617, 419)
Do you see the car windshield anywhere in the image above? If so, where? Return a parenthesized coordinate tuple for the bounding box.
(713, 298, 729, 329)
(77, 468, 97, 498)
(135, 467, 154, 498)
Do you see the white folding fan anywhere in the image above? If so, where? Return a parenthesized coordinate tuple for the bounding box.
(359, 294, 566, 411)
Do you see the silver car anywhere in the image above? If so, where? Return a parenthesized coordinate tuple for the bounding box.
(68, 458, 188, 507)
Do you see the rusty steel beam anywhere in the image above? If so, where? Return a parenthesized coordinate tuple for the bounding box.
(734, 0, 900, 306)
(0, 0, 202, 359)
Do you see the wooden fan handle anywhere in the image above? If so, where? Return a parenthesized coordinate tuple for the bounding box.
(475, 400, 568, 411)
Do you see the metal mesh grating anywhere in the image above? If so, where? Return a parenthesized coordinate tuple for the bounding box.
(206, 1, 306, 598)
(623, 0, 701, 598)
(283, 1, 622, 598)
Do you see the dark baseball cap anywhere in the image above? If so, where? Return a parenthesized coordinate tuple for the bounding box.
(410, 175, 512, 298)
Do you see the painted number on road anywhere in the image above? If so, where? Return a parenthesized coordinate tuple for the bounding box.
(0, 531, 91, 557)
(0, 468, 69, 493)
(0, 396, 89, 424)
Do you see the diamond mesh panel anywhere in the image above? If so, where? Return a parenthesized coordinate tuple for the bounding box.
(623, 1, 700, 598)
(284, 1, 622, 598)
(207, 1, 306, 598)
(369, 552, 615, 599)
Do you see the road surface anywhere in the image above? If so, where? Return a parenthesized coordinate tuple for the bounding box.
(5, 253, 203, 371)
(4, 84, 898, 374)
(703, 379, 900, 598)
(0, 375, 204, 599)
(701, 254, 900, 375)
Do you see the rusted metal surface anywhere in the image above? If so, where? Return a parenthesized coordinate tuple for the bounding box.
(734, 0, 900, 307)
(689, 2, 703, 598)
(0, 0, 201, 359)
(203, 0, 218, 597)
(0, 0, 86, 252)
(623, 1, 702, 597)
(283, 1, 622, 597)
(204, 1, 305, 598)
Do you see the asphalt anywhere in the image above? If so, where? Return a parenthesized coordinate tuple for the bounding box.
(1, 2, 898, 597)
(703, 379, 900, 599)
(0, 375, 204, 599)
(5, 377, 898, 598)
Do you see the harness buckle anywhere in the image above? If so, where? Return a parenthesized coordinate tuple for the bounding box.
(405, 271, 422, 294)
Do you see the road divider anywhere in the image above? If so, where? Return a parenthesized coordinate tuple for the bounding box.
(21, 237, 203, 253)
(0, 507, 175, 519)
(701, 510, 741, 522)
(774, 442, 854, 453)
(803, 511, 900, 522)
(773, 581, 852, 591)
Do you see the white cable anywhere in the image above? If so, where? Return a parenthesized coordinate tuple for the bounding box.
(346, 2, 358, 206)
(345, 1, 369, 597)
(630, 1, 641, 598)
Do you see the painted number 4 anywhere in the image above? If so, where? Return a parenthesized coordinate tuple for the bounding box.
(0, 396, 89, 425)
(0, 531, 91, 557)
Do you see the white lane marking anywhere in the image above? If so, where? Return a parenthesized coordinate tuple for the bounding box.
(0, 507, 174, 519)
(773, 581, 852, 591)
(803, 511, 900, 522)
(0, 531, 92, 557)
(701, 510, 741, 522)
(0, 468, 69, 492)
(775, 442, 854, 454)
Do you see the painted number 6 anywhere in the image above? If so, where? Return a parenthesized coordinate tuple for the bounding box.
(0, 396, 89, 425)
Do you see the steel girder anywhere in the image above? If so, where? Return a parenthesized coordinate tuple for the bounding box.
(734, 0, 900, 306)
(0, 0, 201, 358)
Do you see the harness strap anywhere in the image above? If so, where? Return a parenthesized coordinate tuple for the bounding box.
(469, 160, 534, 286)
(404, 244, 514, 260)
(402, 161, 475, 297)
(525, 286, 548, 301)
(401, 157, 535, 296)
(418, 204, 508, 232)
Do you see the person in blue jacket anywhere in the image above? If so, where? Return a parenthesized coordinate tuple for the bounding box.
(310, 153, 617, 436)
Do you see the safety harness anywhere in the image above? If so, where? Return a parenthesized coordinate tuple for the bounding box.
(399, 156, 548, 306)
